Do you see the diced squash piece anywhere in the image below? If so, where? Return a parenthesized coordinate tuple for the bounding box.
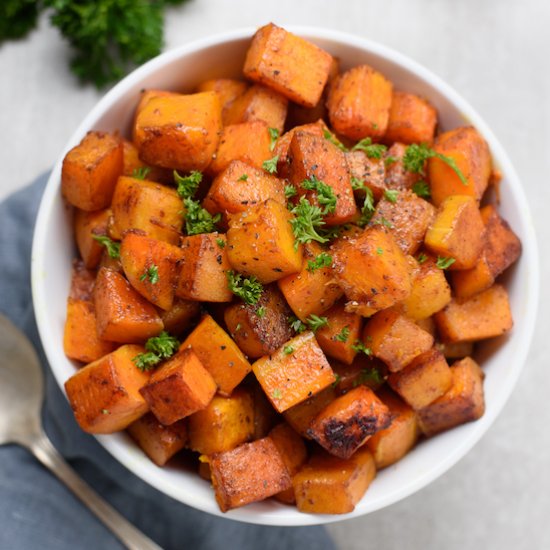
(384, 91, 437, 145)
(74, 208, 111, 269)
(418, 357, 485, 436)
(363, 309, 434, 372)
(327, 65, 393, 140)
(428, 126, 492, 206)
(181, 314, 252, 395)
(287, 131, 357, 225)
(133, 89, 179, 121)
(69, 260, 96, 301)
(134, 91, 222, 172)
(434, 284, 513, 343)
(384, 142, 424, 190)
(388, 348, 452, 410)
(94, 268, 164, 343)
(64, 344, 150, 434)
(252, 331, 336, 413)
(209, 437, 292, 512)
(227, 198, 302, 283)
(127, 413, 187, 466)
(110, 176, 183, 244)
(283, 386, 336, 438)
(159, 298, 201, 335)
(63, 298, 116, 363)
(224, 285, 293, 358)
(415, 315, 436, 337)
(437, 341, 474, 360)
(345, 150, 387, 200)
(278, 242, 343, 321)
(208, 121, 272, 175)
(61, 131, 123, 211)
(424, 195, 485, 270)
(188, 388, 254, 455)
(122, 140, 172, 183)
(366, 388, 419, 468)
(140, 349, 216, 425)
(176, 233, 233, 302)
(308, 385, 391, 459)
(293, 447, 376, 514)
(243, 23, 334, 108)
(196, 78, 248, 124)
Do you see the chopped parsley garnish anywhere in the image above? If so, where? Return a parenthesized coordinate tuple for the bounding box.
(256, 306, 267, 318)
(226, 270, 263, 305)
(351, 340, 372, 355)
(132, 166, 151, 180)
(331, 373, 342, 388)
(216, 238, 226, 249)
(306, 252, 333, 272)
(283, 345, 294, 355)
(376, 247, 384, 255)
(133, 331, 179, 371)
(323, 129, 347, 152)
(352, 137, 387, 159)
(306, 314, 329, 332)
(289, 197, 329, 248)
(268, 127, 280, 151)
(384, 189, 399, 203)
(139, 264, 159, 284)
(272, 388, 282, 399)
(384, 155, 398, 167)
(403, 143, 467, 185)
(284, 184, 297, 199)
(351, 176, 365, 191)
(357, 187, 376, 228)
(237, 173, 248, 182)
(174, 170, 202, 199)
(436, 256, 456, 270)
(262, 155, 279, 174)
(92, 235, 120, 259)
(411, 180, 432, 199)
(334, 326, 350, 343)
(353, 367, 384, 387)
(302, 175, 337, 215)
(372, 216, 394, 229)
(417, 252, 428, 264)
(183, 198, 221, 235)
(288, 316, 307, 333)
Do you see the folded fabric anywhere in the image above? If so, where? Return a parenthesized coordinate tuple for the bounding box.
(0, 173, 336, 550)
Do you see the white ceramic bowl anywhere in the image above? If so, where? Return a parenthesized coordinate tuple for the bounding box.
(31, 26, 539, 526)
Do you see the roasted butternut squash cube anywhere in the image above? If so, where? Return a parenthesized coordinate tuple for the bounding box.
(424, 195, 485, 270)
(127, 413, 188, 466)
(437, 341, 474, 360)
(63, 298, 116, 363)
(384, 142, 424, 190)
(64, 344, 150, 434)
(94, 268, 164, 343)
(252, 331, 335, 413)
(159, 298, 201, 335)
(428, 126, 492, 206)
(243, 23, 334, 108)
(181, 314, 252, 395)
(283, 386, 336, 438)
(196, 78, 248, 124)
(388, 348, 452, 410)
(434, 284, 513, 343)
(363, 309, 434, 372)
(308, 385, 391, 459)
(366, 388, 419, 468)
(345, 150, 387, 200)
(133, 89, 179, 121)
(293, 447, 376, 514)
(209, 437, 292, 512)
(61, 131, 123, 211)
(384, 91, 437, 145)
(140, 349, 216, 425)
(188, 387, 254, 455)
(110, 176, 183, 244)
(134, 91, 222, 172)
(74, 208, 111, 269)
(327, 65, 393, 140)
(418, 356, 485, 436)
(227, 198, 302, 283)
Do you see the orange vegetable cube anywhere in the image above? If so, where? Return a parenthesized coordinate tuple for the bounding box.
(283, 386, 336, 438)
(74, 208, 111, 269)
(196, 78, 248, 124)
(345, 150, 387, 200)
(437, 341, 474, 360)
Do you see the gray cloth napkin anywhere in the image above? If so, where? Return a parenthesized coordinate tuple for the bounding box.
(0, 173, 337, 550)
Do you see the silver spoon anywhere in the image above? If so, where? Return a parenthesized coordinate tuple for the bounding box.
(0, 314, 162, 550)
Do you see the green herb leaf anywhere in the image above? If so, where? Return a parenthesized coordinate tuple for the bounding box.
(174, 170, 202, 199)
(403, 143, 467, 185)
(237, 174, 248, 182)
(183, 197, 220, 235)
(272, 388, 282, 399)
(216, 238, 226, 249)
(132, 166, 151, 180)
(288, 316, 307, 334)
(133, 331, 179, 371)
(283, 345, 294, 355)
(351, 176, 365, 191)
(331, 373, 342, 389)
(306, 252, 333, 273)
(352, 137, 387, 159)
(417, 252, 428, 264)
(334, 326, 350, 343)
(285, 184, 297, 199)
(139, 264, 159, 284)
(384, 189, 399, 203)
(92, 235, 120, 259)
(436, 256, 456, 269)
(411, 180, 431, 199)
(262, 155, 279, 174)
(372, 216, 394, 229)
(353, 367, 383, 387)
(301, 175, 337, 215)
(268, 127, 280, 151)
(256, 305, 267, 318)
(376, 247, 384, 255)
(357, 187, 375, 227)
(323, 129, 347, 152)
(306, 314, 329, 332)
(227, 270, 263, 305)
(289, 196, 329, 248)
(351, 340, 372, 356)
(384, 155, 398, 167)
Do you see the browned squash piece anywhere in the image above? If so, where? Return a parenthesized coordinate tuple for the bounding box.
(315, 302, 363, 364)
(331, 226, 411, 314)
(181, 314, 252, 396)
(384, 142, 424, 190)
(209, 437, 292, 512)
(227, 198, 303, 283)
(94, 268, 164, 343)
(159, 298, 201, 335)
(287, 131, 357, 225)
(61, 131, 123, 211)
(243, 23, 334, 108)
(283, 386, 336, 438)
(224, 285, 293, 359)
(208, 121, 272, 175)
(277, 242, 343, 321)
(434, 284, 513, 343)
(451, 204, 521, 298)
(327, 64, 393, 140)
(64, 344, 151, 434)
(110, 176, 183, 244)
(308, 385, 391, 459)
(363, 309, 434, 372)
(388, 348, 452, 410)
(424, 195, 485, 270)
(140, 348, 216, 425)
(269, 423, 308, 504)
(371, 189, 436, 255)
(69, 260, 96, 301)
(134, 91, 222, 172)
(176, 233, 233, 303)
(428, 126, 492, 206)
(196, 78, 248, 124)
(121, 140, 172, 183)
(74, 208, 111, 269)
(366, 388, 419, 468)
(417, 356, 485, 436)
(345, 150, 387, 200)
(437, 341, 475, 360)
(224, 84, 288, 133)
(63, 298, 116, 363)
(127, 413, 188, 466)
(188, 387, 255, 455)
(384, 91, 437, 145)
(252, 331, 336, 413)
(293, 447, 376, 514)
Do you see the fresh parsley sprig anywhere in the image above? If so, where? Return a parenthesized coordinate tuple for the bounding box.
(334, 326, 350, 343)
(226, 270, 263, 305)
(133, 331, 180, 371)
(306, 314, 329, 332)
(132, 166, 151, 180)
(92, 235, 120, 259)
(288, 316, 307, 334)
(268, 128, 280, 151)
(352, 367, 384, 387)
(351, 340, 372, 355)
(306, 252, 333, 273)
(301, 175, 337, 215)
(262, 155, 279, 174)
(436, 256, 456, 269)
(174, 170, 202, 199)
(357, 187, 376, 228)
(183, 198, 221, 235)
(323, 129, 347, 152)
(403, 143, 467, 185)
(352, 137, 388, 159)
(412, 181, 431, 198)
(139, 264, 159, 284)
(289, 197, 329, 248)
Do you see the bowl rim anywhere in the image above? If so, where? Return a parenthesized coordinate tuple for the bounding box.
(31, 25, 539, 525)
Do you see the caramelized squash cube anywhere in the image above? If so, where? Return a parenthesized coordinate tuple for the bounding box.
(74, 208, 111, 269)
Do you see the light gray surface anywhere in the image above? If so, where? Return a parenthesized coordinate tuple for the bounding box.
(1, 0, 549, 548)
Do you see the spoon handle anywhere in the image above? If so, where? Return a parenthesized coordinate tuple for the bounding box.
(25, 432, 163, 550)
